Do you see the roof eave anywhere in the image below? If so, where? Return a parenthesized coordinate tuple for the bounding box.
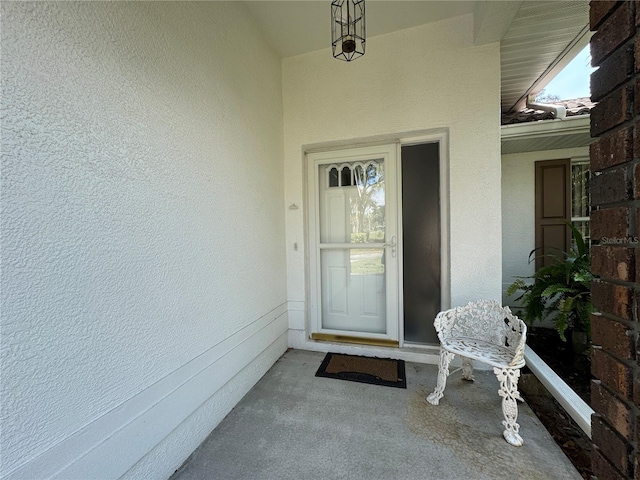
(501, 114, 591, 140)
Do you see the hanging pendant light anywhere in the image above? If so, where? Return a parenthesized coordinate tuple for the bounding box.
(331, 0, 365, 62)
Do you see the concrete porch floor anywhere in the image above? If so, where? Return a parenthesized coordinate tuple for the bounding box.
(170, 349, 581, 480)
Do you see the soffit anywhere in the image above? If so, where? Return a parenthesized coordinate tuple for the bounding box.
(501, 115, 593, 155)
(500, 0, 590, 113)
(501, 131, 593, 154)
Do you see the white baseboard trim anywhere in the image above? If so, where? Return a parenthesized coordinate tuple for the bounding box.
(4, 303, 288, 480)
(525, 346, 593, 438)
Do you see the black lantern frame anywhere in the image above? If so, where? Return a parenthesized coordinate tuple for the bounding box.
(331, 0, 365, 62)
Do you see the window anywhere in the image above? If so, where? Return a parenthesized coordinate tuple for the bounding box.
(571, 159, 590, 248)
(326, 161, 382, 189)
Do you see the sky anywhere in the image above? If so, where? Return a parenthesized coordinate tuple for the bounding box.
(541, 45, 597, 100)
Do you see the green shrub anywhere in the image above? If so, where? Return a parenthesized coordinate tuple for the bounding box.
(506, 223, 592, 342)
(350, 233, 367, 243)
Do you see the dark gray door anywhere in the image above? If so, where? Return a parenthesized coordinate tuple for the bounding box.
(402, 143, 440, 344)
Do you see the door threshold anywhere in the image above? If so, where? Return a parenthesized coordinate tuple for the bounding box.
(311, 333, 399, 348)
(402, 341, 440, 350)
(290, 330, 441, 365)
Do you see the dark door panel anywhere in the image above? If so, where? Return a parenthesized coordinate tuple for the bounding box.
(402, 143, 440, 344)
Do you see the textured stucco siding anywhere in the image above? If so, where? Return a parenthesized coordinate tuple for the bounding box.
(501, 146, 589, 308)
(1, 2, 287, 478)
(282, 14, 502, 334)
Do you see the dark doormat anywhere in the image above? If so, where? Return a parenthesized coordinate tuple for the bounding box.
(315, 353, 407, 389)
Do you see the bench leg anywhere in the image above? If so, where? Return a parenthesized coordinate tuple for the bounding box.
(461, 357, 474, 381)
(427, 350, 454, 405)
(494, 367, 524, 446)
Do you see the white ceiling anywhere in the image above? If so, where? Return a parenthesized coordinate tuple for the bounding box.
(245, 1, 477, 58)
(244, 0, 590, 113)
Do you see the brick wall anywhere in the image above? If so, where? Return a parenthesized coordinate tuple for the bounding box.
(590, 2, 640, 478)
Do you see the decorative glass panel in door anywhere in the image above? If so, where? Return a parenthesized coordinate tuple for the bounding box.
(310, 145, 398, 340)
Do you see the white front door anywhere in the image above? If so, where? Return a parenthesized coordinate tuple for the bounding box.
(308, 144, 399, 344)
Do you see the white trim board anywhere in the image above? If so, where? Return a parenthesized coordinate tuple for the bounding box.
(5, 303, 289, 480)
(501, 115, 590, 140)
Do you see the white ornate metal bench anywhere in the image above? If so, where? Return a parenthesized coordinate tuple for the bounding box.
(426, 300, 527, 446)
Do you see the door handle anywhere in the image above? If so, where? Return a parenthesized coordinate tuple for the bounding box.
(384, 236, 397, 258)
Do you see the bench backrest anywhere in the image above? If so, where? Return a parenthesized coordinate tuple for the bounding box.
(434, 300, 527, 358)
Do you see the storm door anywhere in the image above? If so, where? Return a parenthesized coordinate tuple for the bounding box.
(308, 144, 399, 346)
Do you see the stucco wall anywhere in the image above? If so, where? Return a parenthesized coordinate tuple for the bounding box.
(501, 146, 589, 308)
(1, 3, 287, 479)
(282, 15, 502, 340)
